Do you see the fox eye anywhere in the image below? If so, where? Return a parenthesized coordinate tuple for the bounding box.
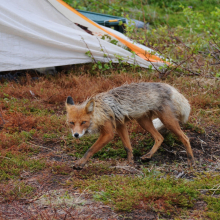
(69, 122, 74, 125)
(81, 121, 86, 125)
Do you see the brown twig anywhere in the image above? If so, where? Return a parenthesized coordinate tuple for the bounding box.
(81, 37, 97, 64)
(169, 36, 191, 50)
(162, 52, 195, 78)
(170, 53, 200, 77)
(0, 112, 5, 126)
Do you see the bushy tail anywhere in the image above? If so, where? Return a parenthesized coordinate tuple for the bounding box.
(170, 86, 191, 123)
(153, 86, 190, 133)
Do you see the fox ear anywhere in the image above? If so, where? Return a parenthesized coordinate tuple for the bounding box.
(66, 96, 74, 106)
(85, 99, 95, 113)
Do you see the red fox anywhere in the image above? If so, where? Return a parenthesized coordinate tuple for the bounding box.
(65, 82, 194, 169)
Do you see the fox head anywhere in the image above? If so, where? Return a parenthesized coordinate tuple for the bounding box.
(65, 96, 94, 138)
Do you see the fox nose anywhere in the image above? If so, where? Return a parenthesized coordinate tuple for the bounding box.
(74, 133, 79, 138)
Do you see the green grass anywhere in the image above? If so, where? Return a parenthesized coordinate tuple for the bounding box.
(1, 181, 35, 202)
(184, 123, 205, 134)
(0, 152, 46, 181)
(71, 171, 220, 216)
(2, 96, 55, 116)
(64, 0, 220, 29)
(9, 182, 35, 199)
(204, 196, 220, 220)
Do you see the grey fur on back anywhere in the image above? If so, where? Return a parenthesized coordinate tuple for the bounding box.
(95, 82, 177, 123)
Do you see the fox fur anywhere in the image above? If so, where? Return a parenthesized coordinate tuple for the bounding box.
(66, 82, 194, 169)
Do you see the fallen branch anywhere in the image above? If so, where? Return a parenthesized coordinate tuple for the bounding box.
(27, 142, 56, 152)
(0, 156, 11, 160)
(176, 171, 185, 179)
(212, 184, 220, 196)
(197, 187, 220, 192)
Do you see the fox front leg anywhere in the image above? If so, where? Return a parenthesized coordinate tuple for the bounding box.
(73, 121, 114, 170)
(116, 123, 134, 166)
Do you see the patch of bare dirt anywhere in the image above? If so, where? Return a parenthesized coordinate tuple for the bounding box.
(147, 126, 220, 175)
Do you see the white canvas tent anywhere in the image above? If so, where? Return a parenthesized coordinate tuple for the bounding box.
(0, 0, 168, 72)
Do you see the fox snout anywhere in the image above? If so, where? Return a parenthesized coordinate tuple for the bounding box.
(71, 129, 85, 138)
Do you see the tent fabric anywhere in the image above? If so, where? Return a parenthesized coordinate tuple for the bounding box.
(0, 0, 166, 72)
(50, 0, 167, 63)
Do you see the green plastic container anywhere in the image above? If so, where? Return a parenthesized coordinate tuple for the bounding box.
(77, 9, 126, 33)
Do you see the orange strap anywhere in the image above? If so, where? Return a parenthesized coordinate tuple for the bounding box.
(108, 19, 118, 22)
(56, 0, 168, 63)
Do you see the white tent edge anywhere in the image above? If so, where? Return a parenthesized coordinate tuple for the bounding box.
(0, 0, 169, 72)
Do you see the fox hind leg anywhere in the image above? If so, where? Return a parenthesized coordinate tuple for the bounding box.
(136, 116, 164, 160)
(158, 107, 195, 166)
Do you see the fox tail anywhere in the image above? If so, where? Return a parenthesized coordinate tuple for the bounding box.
(153, 86, 190, 133)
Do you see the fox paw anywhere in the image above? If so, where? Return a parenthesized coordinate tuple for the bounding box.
(140, 153, 152, 161)
(187, 156, 195, 167)
(127, 160, 135, 167)
(72, 162, 84, 170)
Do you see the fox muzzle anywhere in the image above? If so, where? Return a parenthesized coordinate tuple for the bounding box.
(71, 129, 85, 138)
